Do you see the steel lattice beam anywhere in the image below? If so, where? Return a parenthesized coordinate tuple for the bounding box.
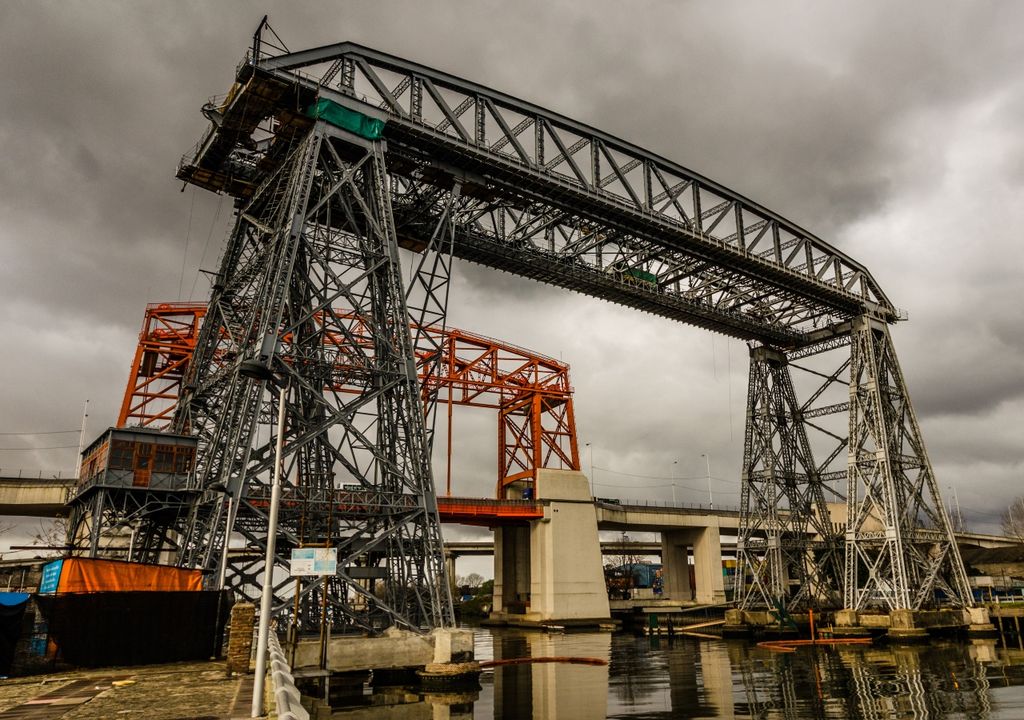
(845, 316, 973, 610)
(736, 346, 842, 611)
(118, 303, 207, 428)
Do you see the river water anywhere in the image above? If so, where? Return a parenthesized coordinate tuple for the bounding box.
(330, 628, 1024, 719)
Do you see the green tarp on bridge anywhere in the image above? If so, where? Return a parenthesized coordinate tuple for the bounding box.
(305, 99, 385, 140)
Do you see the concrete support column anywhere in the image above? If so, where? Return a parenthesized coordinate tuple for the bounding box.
(492, 470, 610, 624)
(444, 551, 457, 597)
(661, 531, 693, 601)
(692, 524, 726, 604)
(529, 470, 610, 622)
(492, 525, 531, 614)
(662, 525, 726, 604)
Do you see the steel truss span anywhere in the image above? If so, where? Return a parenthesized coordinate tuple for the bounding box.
(736, 346, 843, 611)
(171, 21, 970, 623)
(181, 38, 896, 348)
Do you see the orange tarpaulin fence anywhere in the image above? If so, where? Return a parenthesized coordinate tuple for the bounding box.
(54, 558, 202, 594)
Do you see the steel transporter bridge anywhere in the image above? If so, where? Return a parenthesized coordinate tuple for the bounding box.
(69, 21, 973, 634)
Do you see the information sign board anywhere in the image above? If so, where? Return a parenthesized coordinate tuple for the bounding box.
(290, 548, 337, 576)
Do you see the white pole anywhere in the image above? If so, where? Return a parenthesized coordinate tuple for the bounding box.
(703, 453, 714, 509)
(252, 381, 287, 718)
(75, 399, 89, 479)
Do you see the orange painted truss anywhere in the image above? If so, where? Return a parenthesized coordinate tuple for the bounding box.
(117, 303, 206, 429)
(118, 303, 579, 496)
(436, 496, 544, 526)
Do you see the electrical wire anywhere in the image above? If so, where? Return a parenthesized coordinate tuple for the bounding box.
(592, 479, 739, 496)
(189, 193, 225, 300)
(592, 464, 735, 483)
(0, 444, 79, 450)
(593, 479, 703, 491)
(178, 187, 195, 301)
(0, 430, 78, 436)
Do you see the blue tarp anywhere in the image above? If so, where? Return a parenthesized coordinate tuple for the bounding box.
(0, 592, 30, 674)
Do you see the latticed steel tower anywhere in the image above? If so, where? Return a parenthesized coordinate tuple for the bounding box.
(175, 85, 461, 631)
(844, 316, 972, 610)
(736, 345, 843, 611)
(734, 324, 972, 613)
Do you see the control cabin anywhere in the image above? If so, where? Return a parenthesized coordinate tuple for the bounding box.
(78, 427, 197, 491)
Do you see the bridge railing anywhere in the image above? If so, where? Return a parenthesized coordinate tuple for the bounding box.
(597, 498, 742, 515)
(0, 471, 73, 480)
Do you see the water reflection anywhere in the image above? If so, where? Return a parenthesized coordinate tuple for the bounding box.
(327, 630, 1024, 719)
(492, 630, 611, 719)
(727, 640, 1004, 719)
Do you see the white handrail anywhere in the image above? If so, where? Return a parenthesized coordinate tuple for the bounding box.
(266, 631, 309, 720)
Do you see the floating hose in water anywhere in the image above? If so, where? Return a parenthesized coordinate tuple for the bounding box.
(479, 657, 608, 668)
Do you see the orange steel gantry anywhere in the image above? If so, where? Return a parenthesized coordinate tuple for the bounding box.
(118, 303, 579, 497)
(116, 303, 207, 429)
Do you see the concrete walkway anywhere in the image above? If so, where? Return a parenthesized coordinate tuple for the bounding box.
(0, 661, 244, 720)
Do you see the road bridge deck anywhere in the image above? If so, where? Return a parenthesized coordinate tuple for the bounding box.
(0, 477, 70, 517)
(1, 478, 1011, 549)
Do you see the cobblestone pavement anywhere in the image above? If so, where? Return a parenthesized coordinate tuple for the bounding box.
(0, 661, 242, 720)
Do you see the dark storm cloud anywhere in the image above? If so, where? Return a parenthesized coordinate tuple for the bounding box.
(0, 0, 1021, 548)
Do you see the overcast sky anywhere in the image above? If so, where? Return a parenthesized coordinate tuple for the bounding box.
(1, 1, 1021, 561)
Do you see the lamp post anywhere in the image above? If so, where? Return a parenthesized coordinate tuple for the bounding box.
(209, 482, 234, 591)
(585, 442, 595, 498)
(948, 485, 964, 532)
(702, 453, 714, 509)
(74, 399, 89, 479)
(251, 373, 288, 718)
(671, 460, 678, 505)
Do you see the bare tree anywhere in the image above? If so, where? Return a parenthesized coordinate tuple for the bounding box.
(0, 520, 13, 560)
(31, 518, 69, 550)
(455, 572, 485, 591)
(1001, 497, 1024, 543)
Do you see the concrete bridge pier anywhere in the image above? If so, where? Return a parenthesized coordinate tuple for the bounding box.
(661, 524, 727, 604)
(444, 550, 458, 596)
(490, 470, 611, 625)
(493, 525, 532, 613)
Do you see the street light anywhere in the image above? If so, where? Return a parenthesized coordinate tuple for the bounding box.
(209, 482, 234, 591)
(584, 442, 595, 498)
(702, 453, 714, 509)
(671, 460, 678, 505)
(948, 485, 964, 532)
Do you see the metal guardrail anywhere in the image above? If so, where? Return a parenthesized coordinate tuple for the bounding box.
(0, 471, 72, 480)
(598, 497, 743, 515)
(267, 631, 309, 720)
